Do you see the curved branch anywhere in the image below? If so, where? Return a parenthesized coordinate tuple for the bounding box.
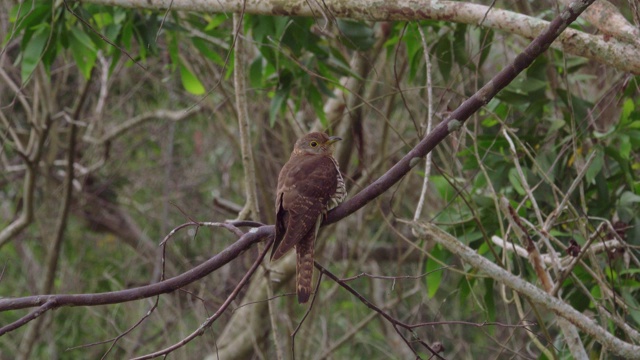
(83, 0, 640, 74)
(132, 236, 273, 360)
(0, 226, 271, 318)
(0, 116, 51, 249)
(85, 107, 201, 145)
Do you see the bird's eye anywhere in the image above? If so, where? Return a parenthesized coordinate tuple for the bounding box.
(310, 141, 318, 147)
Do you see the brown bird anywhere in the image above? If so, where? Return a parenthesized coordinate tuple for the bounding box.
(272, 132, 346, 303)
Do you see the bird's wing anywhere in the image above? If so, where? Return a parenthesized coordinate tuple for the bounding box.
(271, 155, 338, 260)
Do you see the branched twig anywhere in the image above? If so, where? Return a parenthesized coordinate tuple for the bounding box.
(410, 221, 640, 359)
(63, 0, 145, 69)
(130, 236, 274, 360)
(498, 196, 588, 358)
(85, 108, 201, 145)
(340, 269, 446, 282)
(0, 113, 51, 249)
(17, 75, 93, 358)
(0, 226, 272, 317)
(159, 221, 245, 246)
(315, 262, 445, 360)
(290, 272, 323, 359)
(412, 24, 434, 222)
(64, 297, 160, 360)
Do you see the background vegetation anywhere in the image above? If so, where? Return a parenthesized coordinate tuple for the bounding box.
(1, 0, 639, 359)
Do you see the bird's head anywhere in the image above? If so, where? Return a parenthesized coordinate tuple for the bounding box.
(293, 132, 342, 156)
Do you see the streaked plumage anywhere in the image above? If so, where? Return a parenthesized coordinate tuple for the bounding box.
(272, 132, 346, 303)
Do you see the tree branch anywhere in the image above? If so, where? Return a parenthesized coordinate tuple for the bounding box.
(409, 221, 640, 359)
(84, 107, 201, 145)
(233, 12, 261, 221)
(82, 0, 640, 74)
(326, 0, 597, 225)
(0, 225, 271, 321)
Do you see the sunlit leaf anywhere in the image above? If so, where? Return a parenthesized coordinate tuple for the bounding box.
(179, 63, 205, 95)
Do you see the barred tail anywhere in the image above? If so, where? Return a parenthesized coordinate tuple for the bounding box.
(295, 230, 315, 304)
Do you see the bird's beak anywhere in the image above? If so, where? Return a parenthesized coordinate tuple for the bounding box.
(326, 136, 342, 145)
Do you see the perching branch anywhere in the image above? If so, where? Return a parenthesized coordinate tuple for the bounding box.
(0, 225, 270, 325)
(131, 237, 274, 360)
(0, 2, 603, 356)
(326, 0, 598, 225)
(1, 0, 595, 317)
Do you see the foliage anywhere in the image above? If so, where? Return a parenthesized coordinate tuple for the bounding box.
(1, 0, 639, 359)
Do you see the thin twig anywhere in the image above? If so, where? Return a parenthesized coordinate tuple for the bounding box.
(233, 10, 261, 221)
(409, 220, 640, 359)
(413, 24, 434, 222)
(315, 262, 445, 360)
(130, 237, 274, 360)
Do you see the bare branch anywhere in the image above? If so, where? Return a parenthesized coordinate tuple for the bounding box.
(84, 108, 201, 145)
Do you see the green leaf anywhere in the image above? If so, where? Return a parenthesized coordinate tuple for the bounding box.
(191, 37, 224, 66)
(585, 148, 604, 184)
(620, 98, 634, 125)
(620, 191, 640, 205)
(426, 245, 445, 298)
(508, 168, 525, 196)
(546, 118, 566, 133)
(622, 292, 640, 326)
(179, 63, 205, 95)
(483, 278, 496, 322)
(249, 57, 263, 89)
(434, 33, 452, 82)
(337, 19, 375, 51)
(481, 117, 498, 127)
(10, 1, 52, 37)
(478, 28, 494, 68)
(204, 13, 227, 31)
(69, 27, 97, 79)
(307, 85, 327, 127)
(453, 23, 471, 70)
(269, 87, 288, 127)
(21, 25, 49, 83)
(167, 34, 179, 70)
(619, 134, 631, 160)
(617, 191, 640, 222)
(269, 71, 292, 126)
